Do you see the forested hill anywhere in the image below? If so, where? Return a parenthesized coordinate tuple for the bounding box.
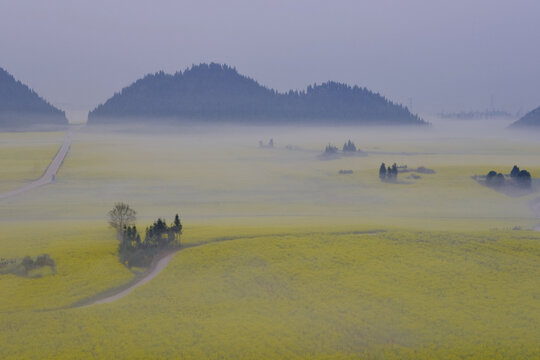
(88, 63, 426, 125)
(0, 68, 68, 128)
(510, 106, 540, 128)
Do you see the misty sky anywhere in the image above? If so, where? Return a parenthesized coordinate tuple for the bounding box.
(1, 0, 539, 122)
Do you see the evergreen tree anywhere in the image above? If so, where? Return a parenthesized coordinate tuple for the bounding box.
(343, 140, 357, 152)
(379, 163, 387, 180)
(510, 165, 520, 178)
(324, 144, 338, 155)
(391, 163, 398, 179)
(172, 214, 183, 234)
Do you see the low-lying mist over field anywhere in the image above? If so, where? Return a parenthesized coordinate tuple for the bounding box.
(1, 114, 539, 359)
(2, 1, 540, 357)
(1, 119, 539, 228)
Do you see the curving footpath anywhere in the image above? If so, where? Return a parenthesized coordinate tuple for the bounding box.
(75, 231, 383, 308)
(0, 129, 72, 201)
(81, 250, 179, 307)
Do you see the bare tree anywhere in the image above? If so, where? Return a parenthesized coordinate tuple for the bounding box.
(108, 203, 136, 236)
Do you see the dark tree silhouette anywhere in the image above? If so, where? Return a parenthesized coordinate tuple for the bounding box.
(343, 140, 357, 152)
(172, 214, 183, 235)
(118, 214, 183, 268)
(324, 144, 338, 155)
(391, 163, 398, 178)
(510, 165, 520, 178)
(108, 203, 137, 237)
(516, 170, 532, 188)
(379, 163, 387, 180)
(486, 170, 498, 184)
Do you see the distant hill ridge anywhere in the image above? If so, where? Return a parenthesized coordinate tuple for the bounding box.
(510, 106, 540, 128)
(88, 63, 426, 125)
(0, 67, 67, 128)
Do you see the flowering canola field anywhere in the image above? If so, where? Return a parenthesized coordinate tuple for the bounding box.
(1, 127, 539, 359)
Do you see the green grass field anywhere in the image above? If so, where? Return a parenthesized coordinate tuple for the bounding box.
(0, 126, 539, 359)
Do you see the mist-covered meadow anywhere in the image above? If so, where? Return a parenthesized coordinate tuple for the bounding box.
(1, 120, 539, 359)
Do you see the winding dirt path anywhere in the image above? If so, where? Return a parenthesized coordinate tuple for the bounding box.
(0, 129, 72, 201)
(81, 250, 179, 307)
(75, 231, 383, 308)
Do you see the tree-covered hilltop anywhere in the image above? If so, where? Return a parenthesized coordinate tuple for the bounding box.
(0, 67, 68, 128)
(88, 63, 426, 125)
(510, 106, 540, 128)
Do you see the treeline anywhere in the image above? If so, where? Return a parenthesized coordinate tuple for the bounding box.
(0, 67, 67, 127)
(88, 63, 426, 125)
(0, 254, 56, 277)
(323, 140, 363, 156)
(438, 110, 515, 120)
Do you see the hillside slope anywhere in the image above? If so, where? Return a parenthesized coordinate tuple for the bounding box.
(88, 63, 426, 126)
(0, 68, 68, 128)
(510, 106, 540, 127)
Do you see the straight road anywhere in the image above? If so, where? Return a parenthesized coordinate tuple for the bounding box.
(0, 129, 72, 201)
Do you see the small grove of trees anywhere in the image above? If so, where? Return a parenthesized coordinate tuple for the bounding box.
(485, 165, 532, 189)
(0, 254, 55, 277)
(379, 162, 398, 181)
(509, 165, 532, 188)
(324, 144, 339, 155)
(321, 140, 363, 157)
(486, 171, 505, 187)
(118, 213, 183, 268)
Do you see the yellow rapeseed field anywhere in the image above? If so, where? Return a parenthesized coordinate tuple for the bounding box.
(1, 228, 539, 359)
(1, 126, 539, 358)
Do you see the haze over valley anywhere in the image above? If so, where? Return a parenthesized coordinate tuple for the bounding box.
(1, 1, 539, 359)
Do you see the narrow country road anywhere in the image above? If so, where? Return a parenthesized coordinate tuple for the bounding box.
(0, 129, 72, 201)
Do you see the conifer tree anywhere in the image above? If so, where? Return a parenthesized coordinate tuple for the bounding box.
(379, 163, 387, 180)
